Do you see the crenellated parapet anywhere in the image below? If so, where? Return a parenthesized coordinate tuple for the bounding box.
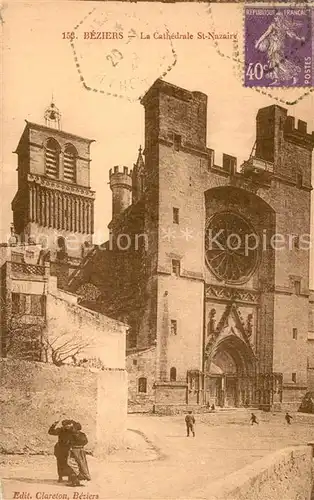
(207, 107, 314, 189)
(284, 115, 314, 150)
(109, 165, 133, 179)
(207, 149, 238, 176)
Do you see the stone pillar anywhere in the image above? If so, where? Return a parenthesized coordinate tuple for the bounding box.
(159, 291, 169, 381)
(59, 193, 63, 230)
(36, 186, 40, 224)
(80, 198, 84, 233)
(75, 198, 79, 233)
(45, 190, 49, 227)
(82, 199, 85, 233)
(80, 199, 84, 233)
(76, 198, 79, 233)
(91, 202, 94, 234)
(87, 201, 90, 234)
(29, 185, 33, 222)
(31, 185, 36, 223)
(59, 151, 64, 181)
(84, 200, 88, 234)
(49, 192, 53, 228)
(221, 376, 225, 407)
(71, 198, 75, 233)
(40, 188, 45, 226)
(54, 192, 59, 229)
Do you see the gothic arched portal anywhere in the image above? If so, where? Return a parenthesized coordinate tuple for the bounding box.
(205, 335, 256, 408)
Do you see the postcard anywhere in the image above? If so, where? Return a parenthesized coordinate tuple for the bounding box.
(1, 1, 314, 499)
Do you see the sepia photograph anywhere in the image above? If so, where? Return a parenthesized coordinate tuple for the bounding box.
(1, 2, 314, 499)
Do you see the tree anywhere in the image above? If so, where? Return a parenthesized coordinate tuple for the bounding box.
(41, 330, 93, 367)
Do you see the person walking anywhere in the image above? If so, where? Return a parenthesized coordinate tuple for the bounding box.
(250, 413, 258, 425)
(67, 422, 91, 487)
(185, 411, 196, 437)
(48, 419, 74, 482)
(285, 412, 293, 425)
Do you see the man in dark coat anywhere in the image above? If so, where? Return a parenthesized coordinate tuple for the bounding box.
(185, 411, 196, 437)
(48, 419, 74, 482)
(285, 412, 293, 424)
(250, 413, 258, 425)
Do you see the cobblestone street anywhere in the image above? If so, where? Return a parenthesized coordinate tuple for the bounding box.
(2, 410, 314, 499)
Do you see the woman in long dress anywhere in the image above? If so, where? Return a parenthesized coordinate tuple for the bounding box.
(67, 422, 91, 487)
(255, 12, 305, 84)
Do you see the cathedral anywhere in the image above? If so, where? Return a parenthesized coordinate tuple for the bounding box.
(9, 79, 314, 411)
(69, 79, 314, 411)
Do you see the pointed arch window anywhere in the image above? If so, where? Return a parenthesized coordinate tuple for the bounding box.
(63, 144, 77, 183)
(45, 138, 60, 179)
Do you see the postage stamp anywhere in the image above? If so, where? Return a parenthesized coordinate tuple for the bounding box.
(205, 2, 314, 104)
(244, 7, 313, 87)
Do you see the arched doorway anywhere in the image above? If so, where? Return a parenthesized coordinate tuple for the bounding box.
(205, 335, 255, 408)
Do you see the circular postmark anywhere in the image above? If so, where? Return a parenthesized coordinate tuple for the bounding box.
(71, 5, 177, 101)
(206, 1, 314, 105)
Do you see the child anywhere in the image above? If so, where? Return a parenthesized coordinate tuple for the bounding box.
(185, 411, 196, 437)
(250, 413, 258, 425)
(67, 422, 91, 487)
(285, 412, 293, 425)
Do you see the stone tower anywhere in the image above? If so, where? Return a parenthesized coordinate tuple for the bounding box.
(109, 166, 132, 220)
(251, 105, 313, 405)
(140, 81, 208, 386)
(11, 101, 95, 267)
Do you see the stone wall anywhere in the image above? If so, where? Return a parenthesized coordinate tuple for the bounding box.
(46, 282, 126, 369)
(273, 293, 308, 393)
(0, 358, 127, 456)
(126, 347, 156, 411)
(155, 382, 187, 405)
(201, 445, 312, 500)
(307, 292, 314, 391)
(156, 275, 204, 381)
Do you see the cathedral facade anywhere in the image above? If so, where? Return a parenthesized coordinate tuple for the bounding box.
(70, 79, 314, 410)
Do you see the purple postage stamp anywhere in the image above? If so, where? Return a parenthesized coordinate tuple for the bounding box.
(244, 7, 313, 87)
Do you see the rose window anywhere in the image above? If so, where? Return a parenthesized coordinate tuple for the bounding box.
(205, 212, 258, 284)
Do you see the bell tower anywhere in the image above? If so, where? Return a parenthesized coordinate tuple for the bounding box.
(11, 101, 95, 267)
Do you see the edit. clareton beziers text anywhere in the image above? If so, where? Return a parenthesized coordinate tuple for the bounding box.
(12, 492, 99, 499)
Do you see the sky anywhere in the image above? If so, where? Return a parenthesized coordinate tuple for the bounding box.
(1, 1, 314, 284)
